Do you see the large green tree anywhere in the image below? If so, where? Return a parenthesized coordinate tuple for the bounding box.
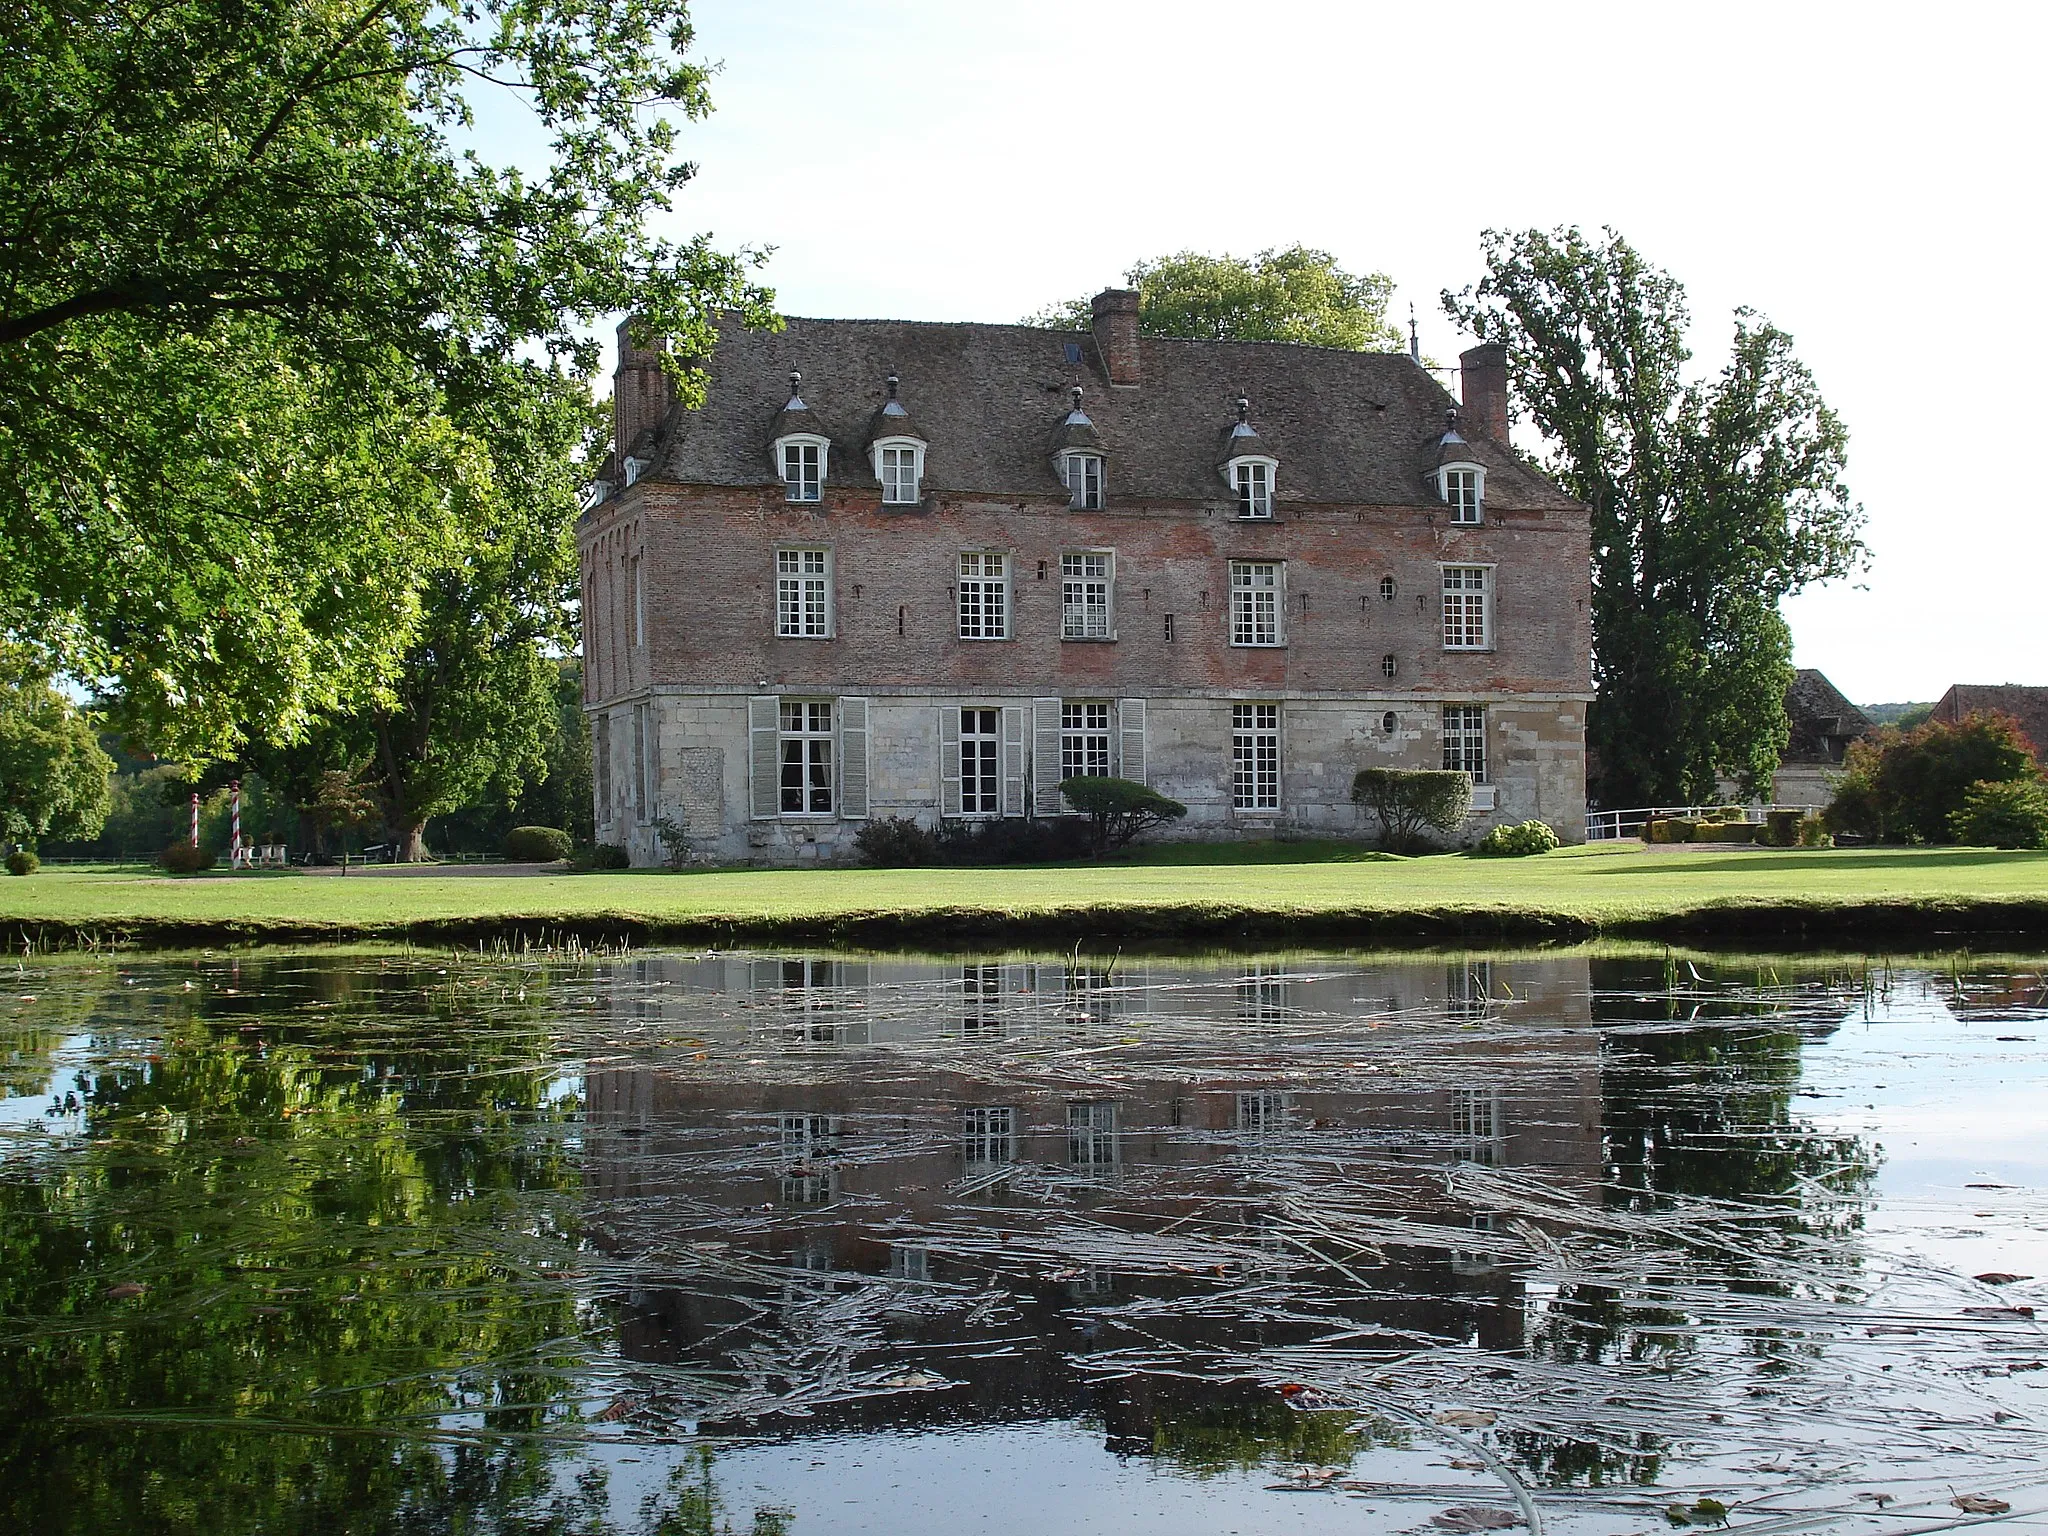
(1029, 246, 1402, 349)
(0, 647, 114, 845)
(1445, 227, 1866, 807)
(2, 0, 773, 758)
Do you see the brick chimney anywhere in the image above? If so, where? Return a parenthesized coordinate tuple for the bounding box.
(1090, 288, 1141, 387)
(1458, 343, 1509, 442)
(612, 317, 673, 470)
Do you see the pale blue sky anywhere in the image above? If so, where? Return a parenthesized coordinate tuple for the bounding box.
(589, 0, 2046, 704)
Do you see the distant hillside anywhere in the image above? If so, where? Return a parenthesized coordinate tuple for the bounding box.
(1862, 701, 1934, 728)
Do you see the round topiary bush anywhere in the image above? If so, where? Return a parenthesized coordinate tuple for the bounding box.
(159, 841, 216, 875)
(503, 825, 573, 863)
(5, 849, 39, 876)
(1472, 819, 1560, 857)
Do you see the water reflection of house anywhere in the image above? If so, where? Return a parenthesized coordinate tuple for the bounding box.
(579, 954, 1603, 1438)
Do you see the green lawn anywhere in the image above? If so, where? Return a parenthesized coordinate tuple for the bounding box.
(9, 841, 2048, 949)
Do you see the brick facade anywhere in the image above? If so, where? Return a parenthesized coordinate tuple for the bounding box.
(580, 306, 1591, 864)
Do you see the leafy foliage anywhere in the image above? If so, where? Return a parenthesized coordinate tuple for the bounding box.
(1949, 778, 2048, 850)
(1, 0, 775, 755)
(158, 841, 216, 874)
(653, 813, 692, 869)
(1444, 228, 1866, 807)
(5, 849, 38, 875)
(1028, 247, 1402, 350)
(1825, 711, 2040, 843)
(0, 650, 114, 846)
(503, 825, 572, 863)
(579, 843, 632, 871)
(1351, 768, 1472, 853)
(1058, 777, 1189, 853)
(1473, 819, 1560, 857)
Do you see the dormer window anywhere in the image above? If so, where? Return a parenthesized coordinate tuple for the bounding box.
(866, 373, 928, 506)
(1433, 410, 1485, 525)
(768, 371, 830, 503)
(877, 441, 922, 503)
(781, 439, 825, 501)
(1219, 396, 1278, 520)
(1060, 452, 1104, 510)
(623, 455, 649, 487)
(1234, 460, 1273, 518)
(1439, 464, 1484, 524)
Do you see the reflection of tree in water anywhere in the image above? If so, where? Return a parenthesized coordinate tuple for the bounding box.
(1098, 1378, 1400, 1477)
(1506, 961, 1881, 1487)
(0, 957, 796, 1536)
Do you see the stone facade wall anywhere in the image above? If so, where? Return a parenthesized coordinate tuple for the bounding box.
(581, 481, 1591, 865)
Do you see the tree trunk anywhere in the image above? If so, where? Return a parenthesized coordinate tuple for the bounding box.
(399, 820, 428, 862)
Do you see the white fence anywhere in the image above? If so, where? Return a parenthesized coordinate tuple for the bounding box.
(1584, 804, 1820, 843)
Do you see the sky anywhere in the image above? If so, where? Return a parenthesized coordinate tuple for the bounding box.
(596, 0, 2045, 706)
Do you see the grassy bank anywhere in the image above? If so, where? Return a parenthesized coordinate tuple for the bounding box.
(5, 841, 2047, 951)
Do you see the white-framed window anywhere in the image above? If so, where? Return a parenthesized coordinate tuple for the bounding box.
(962, 965, 1004, 1036)
(781, 440, 823, 502)
(1442, 704, 1487, 782)
(1068, 1101, 1120, 1173)
(1232, 702, 1280, 810)
(1061, 700, 1112, 779)
(1237, 964, 1287, 1024)
(877, 441, 922, 503)
(1229, 560, 1282, 646)
(957, 552, 1008, 640)
(1450, 1085, 1499, 1140)
(776, 548, 831, 638)
(1061, 551, 1112, 639)
(959, 707, 1000, 815)
(1441, 465, 1483, 524)
(1232, 459, 1274, 518)
(963, 1105, 1015, 1167)
(1060, 452, 1104, 510)
(779, 699, 834, 813)
(1441, 565, 1492, 650)
(1236, 1089, 1291, 1133)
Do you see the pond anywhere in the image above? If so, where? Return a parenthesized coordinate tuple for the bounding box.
(2, 948, 2044, 1535)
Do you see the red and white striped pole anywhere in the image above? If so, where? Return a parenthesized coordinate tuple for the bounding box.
(230, 780, 243, 868)
(189, 793, 199, 848)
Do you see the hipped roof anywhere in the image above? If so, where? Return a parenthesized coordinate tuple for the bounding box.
(655, 315, 1578, 509)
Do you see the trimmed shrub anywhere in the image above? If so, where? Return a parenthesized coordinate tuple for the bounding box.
(1826, 711, 2040, 843)
(1950, 778, 2048, 850)
(1693, 820, 1759, 844)
(1756, 809, 1804, 847)
(574, 843, 630, 871)
(159, 841, 216, 874)
(936, 817, 1094, 865)
(1351, 768, 1472, 854)
(854, 816, 941, 867)
(1472, 820, 1559, 857)
(1798, 813, 1832, 848)
(5, 849, 39, 876)
(1645, 816, 1696, 844)
(503, 825, 573, 863)
(1058, 776, 1189, 853)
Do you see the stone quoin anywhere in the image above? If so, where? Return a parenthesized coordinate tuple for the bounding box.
(579, 295, 1592, 864)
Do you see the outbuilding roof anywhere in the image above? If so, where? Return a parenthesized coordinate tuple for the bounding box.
(654, 315, 1578, 511)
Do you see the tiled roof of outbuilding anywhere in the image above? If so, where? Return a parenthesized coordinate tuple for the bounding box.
(1783, 668, 1872, 763)
(655, 315, 1578, 510)
(1935, 684, 2048, 761)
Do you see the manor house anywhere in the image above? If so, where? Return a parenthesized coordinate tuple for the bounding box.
(579, 291, 1591, 864)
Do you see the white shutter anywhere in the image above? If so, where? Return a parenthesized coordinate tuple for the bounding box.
(838, 696, 870, 819)
(1001, 705, 1027, 818)
(1119, 698, 1147, 785)
(749, 696, 779, 819)
(939, 705, 962, 817)
(1033, 697, 1063, 815)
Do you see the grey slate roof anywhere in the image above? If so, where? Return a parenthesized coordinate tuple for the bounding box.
(657, 315, 1578, 510)
(1784, 668, 1872, 763)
